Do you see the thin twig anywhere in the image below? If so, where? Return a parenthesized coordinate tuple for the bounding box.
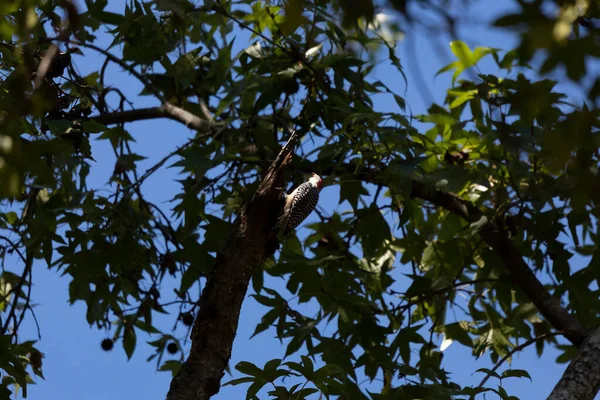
(122, 135, 207, 196)
(1, 190, 39, 336)
(1, 248, 34, 336)
(473, 331, 563, 397)
(0, 235, 26, 264)
(14, 263, 34, 337)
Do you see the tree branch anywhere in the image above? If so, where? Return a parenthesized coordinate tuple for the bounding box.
(165, 132, 299, 400)
(134, 131, 586, 393)
(409, 181, 587, 346)
(473, 331, 562, 397)
(92, 105, 220, 134)
(271, 159, 588, 346)
(548, 328, 600, 400)
(54, 39, 220, 134)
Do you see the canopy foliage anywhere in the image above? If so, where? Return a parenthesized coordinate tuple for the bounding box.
(0, 0, 600, 399)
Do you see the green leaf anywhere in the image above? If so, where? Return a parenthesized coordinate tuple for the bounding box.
(235, 361, 263, 377)
(315, 364, 343, 379)
(123, 328, 136, 360)
(339, 180, 368, 210)
(82, 120, 107, 134)
(223, 377, 255, 386)
(448, 89, 478, 109)
(45, 120, 72, 136)
(97, 127, 135, 149)
(442, 322, 473, 348)
(96, 11, 125, 25)
(5, 212, 18, 225)
(450, 40, 475, 70)
(436, 60, 460, 78)
(42, 238, 53, 266)
(247, 380, 268, 400)
(300, 355, 314, 376)
(475, 368, 501, 380)
(417, 113, 456, 125)
(501, 369, 532, 381)
(280, 0, 309, 35)
(473, 47, 493, 64)
(179, 263, 205, 294)
(355, 205, 391, 259)
(556, 345, 578, 363)
(263, 358, 282, 374)
(158, 360, 182, 377)
(435, 41, 494, 84)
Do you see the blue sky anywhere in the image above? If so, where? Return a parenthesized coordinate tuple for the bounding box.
(13, 1, 599, 399)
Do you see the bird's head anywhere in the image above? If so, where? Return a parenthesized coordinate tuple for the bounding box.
(309, 173, 323, 190)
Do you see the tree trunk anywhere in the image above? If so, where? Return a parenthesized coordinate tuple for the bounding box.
(165, 133, 297, 400)
(548, 328, 600, 400)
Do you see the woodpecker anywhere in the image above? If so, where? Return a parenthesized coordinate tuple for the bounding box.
(278, 173, 323, 235)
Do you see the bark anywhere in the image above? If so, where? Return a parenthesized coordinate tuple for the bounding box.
(165, 133, 297, 400)
(548, 328, 600, 400)
(92, 104, 219, 134)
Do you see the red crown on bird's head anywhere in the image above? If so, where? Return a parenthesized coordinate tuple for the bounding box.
(310, 173, 323, 189)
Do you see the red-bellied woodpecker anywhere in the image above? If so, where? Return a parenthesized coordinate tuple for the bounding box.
(278, 173, 323, 235)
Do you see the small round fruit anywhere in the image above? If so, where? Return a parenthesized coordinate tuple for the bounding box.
(167, 342, 178, 354)
(101, 338, 114, 351)
(181, 313, 194, 327)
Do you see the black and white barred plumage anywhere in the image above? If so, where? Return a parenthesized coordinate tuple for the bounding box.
(279, 173, 323, 235)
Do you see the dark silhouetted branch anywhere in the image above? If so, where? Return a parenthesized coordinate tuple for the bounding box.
(54, 40, 219, 134)
(165, 132, 298, 400)
(409, 181, 587, 346)
(92, 105, 220, 134)
(258, 158, 589, 347)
